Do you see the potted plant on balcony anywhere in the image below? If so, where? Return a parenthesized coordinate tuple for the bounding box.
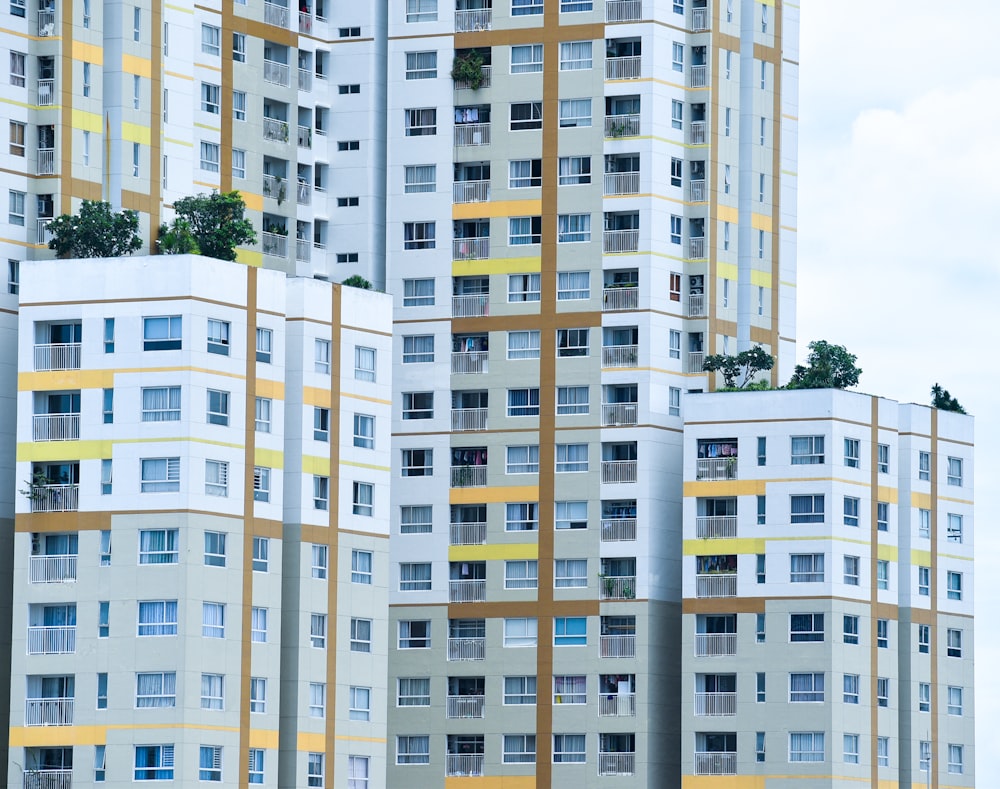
(19, 469, 51, 507)
(609, 120, 629, 138)
(451, 50, 485, 90)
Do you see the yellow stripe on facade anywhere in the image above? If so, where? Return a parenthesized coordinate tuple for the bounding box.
(683, 480, 767, 497)
(876, 485, 898, 505)
(121, 53, 151, 77)
(18, 436, 247, 462)
(19, 366, 250, 392)
(164, 70, 194, 81)
(71, 108, 103, 133)
(452, 257, 541, 276)
(343, 391, 393, 406)
(242, 193, 264, 212)
(911, 549, 931, 567)
(194, 122, 221, 132)
(910, 491, 932, 510)
(297, 731, 325, 752)
(751, 213, 773, 232)
(452, 199, 542, 220)
(303, 386, 332, 407)
(450, 485, 539, 505)
(877, 543, 898, 563)
(248, 729, 279, 749)
(449, 543, 539, 562)
(717, 204, 738, 224)
(341, 459, 391, 473)
(235, 248, 263, 267)
(717, 262, 772, 288)
(254, 447, 283, 470)
(445, 778, 536, 789)
(301, 455, 330, 476)
(10, 722, 250, 747)
(71, 41, 103, 65)
(121, 122, 150, 145)
(255, 379, 284, 400)
(684, 537, 766, 556)
(164, 3, 194, 12)
(164, 137, 193, 147)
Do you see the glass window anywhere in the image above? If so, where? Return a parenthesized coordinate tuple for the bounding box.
(790, 494, 824, 523)
(403, 278, 435, 306)
(143, 316, 182, 350)
(353, 482, 373, 516)
(138, 600, 178, 636)
(788, 732, 824, 763)
(205, 460, 228, 496)
(843, 674, 859, 704)
(400, 505, 432, 534)
(138, 528, 178, 563)
(789, 672, 824, 702)
(402, 335, 434, 363)
(405, 51, 437, 79)
(351, 550, 373, 584)
(350, 618, 371, 652)
(506, 445, 539, 473)
(555, 443, 588, 472)
(253, 467, 271, 502)
(201, 674, 223, 710)
(252, 537, 268, 572)
(554, 616, 587, 646)
(136, 672, 177, 707)
(134, 745, 175, 780)
(556, 385, 589, 414)
(504, 676, 536, 704)
(398, 619, 430, 648)
(554, 559, 587, 588)
(511, 44, 543, 73)
(789, 612, 823, 642)
(399, 562, 432, 591)
(553, 734, 586, 763)
(396, 736, 430, 764)
(141, 387, 181, 421)
(791, 435, 824, 464)
(508, 273, 541, 301)
(559, 40, 592, 69)
(504, 617, 537, 647)
(202, 602, 225, 638)
(397, 677, 430, 706)
(353, 414, 374, 448)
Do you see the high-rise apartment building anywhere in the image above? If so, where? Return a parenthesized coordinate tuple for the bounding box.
(383, 0, 798, 784)
(683, 389, 975, 787)
(7, 256, 392, 789)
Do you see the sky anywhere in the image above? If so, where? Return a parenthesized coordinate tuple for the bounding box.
(796, 1, 999, 773)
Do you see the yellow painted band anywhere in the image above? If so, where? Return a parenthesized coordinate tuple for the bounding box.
(452, 199, 542, 220)
(255, 379, 284, 400)
(751, 213, 772, 232)
(164, 137, 193, 148)
(235, 248, 263, 268)
(683, 480, 767, 497)
(248, 729, 279, 749)
(717, 204, 738, 223)
(340, 459, 390, 472)
(910, 491, 932, 509)
(19, 367, 249, 392)
(911, 549, 931, 566)
(254, 447, 283, 470)
(71, 109, 103, 134)
(18, 436, 247, 462)
(452, 257, 541, 276)
(121, 122, 150, 145)
(121, 53, 151, 78)
(71, 41, 103, 65)
(684, 537, 766, 556)
(877, 485, 898, 505)
(450, 485, 539, 505)
(303, 386, 331, 407)
(449, 543, 539, 562)
(877, 543, 898, 563)
(717, 262, 772, 288)
(241, 193, 263, 213)
(301, 455, 330, 476)
(344, 391, 392, 406)
(297, 731, 325, 752)
(445, 778, 536, 789)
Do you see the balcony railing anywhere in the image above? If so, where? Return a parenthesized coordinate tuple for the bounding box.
(30, 486, 79, 513)
(605, 114, 640, 139)
(602, 403, 638, 427)
(24, 771, 72, 789)
(692, 6, 709, 31)
(26, 625, 76, 655)
(601, 575, 636, 600)
(454, 8, 491, 31)
(687, 351, 705, 374)
(452, 294, 489, 317)
(297, 125, 311, 148)
(605, 56, 641, 80)
(454, 123, 491, 147)
(453, 237, 489, 260)
(690, 65, 708, 88)
(694, 692, 736, 716)
(29, 555, 77, 583)
(696, 458, 737, 481)
(695, 752, 737, 776)
(688, 293, 705, 316)
(262, 174, 287, 201)
(606, 0, 641, 22)
(36, 218, 53, 245)
(602, 460, 637, 484)
(601, 518, 636, 542)
(446, 754, 484, 777)
(604, 171, 639, 196)
(37, 148, 55, 175)
(298, 67, 312, 91)
(34, 343, 81, 372)
(696, 574, 737, 598)
(298, 11, 312, 33)
(598, 752, 635, 776)
(450, 521, 486, 546)
(37, 79, 54, 106)
(602, 345, 638, 368)
(690, 121, 707, 144)
(603, 229, 639, 254)
(603, 286, 638, 311)
(264, 1, 289, 27)
(694, 632, 736, 657)
(455, 66, 492, 90)
(447, 637, 485, 661)
(295, 239, 311, 262)
(451, 408, 487, 432)
(262, 117, 290, 143)
(695, 516, 737, 539)
(263, 58, 290, 86)
(600, 634, 636, 658)
(33, 414, 80, 442)
(37, 8, 55, 34)
(599, 693, 636, 716)
(297, 181, 311, 205)
(689, 237, 706, 258)
(689, 179, 707, 202)
(446, 695, 485, 718)
(453, 180, 490, 203)
(262, 232, 288, 258)
(449, 579, 486, 603)
(25, 698, 74, 726)
(451, 465, 487, 488)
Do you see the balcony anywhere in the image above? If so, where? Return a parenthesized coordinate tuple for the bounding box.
(605, 0, 641, 22)
(262, 232, 288, 258)
(451, 351, 488, 374)
(36, 218, 53, 246)
(690, 121, 707, 145)
(446, 754, 484, 777)
(262, 117, 290, 143)
(599, 694, 636, 717)
(262, 174, 287, 202)
(297, 125, 311, 148)
(688, 293, 705, 316)
(604, 171, 639, 196)
(298, 11, 312, 33)
(694, 633, 736, 657)
(687, 351, 705, 374)
(454, 123, 491, 147)
(694, 692, 736, 716)
(28, 555, 77, 583)
(600, 634, 636, 658)
(605, 114, 640, 139)
(689, 237, 706, 258)
(30, 486, 79, 513)
(453, 237, 489, 260)
(263, 58, 290, 86)
(601, 460, 637, 484)
(692, 6, 709, 31)
(295, 239, 310, 263)
(452, 294, 489, 318)
(24, 771, 72, 789)
(37, 148, 55, 175)
(455, 66, 492, 90)
(32, 414, 79, 442)
(605, 56, 641, 80)
(690, 65, 708, 88)
(598, 753, 635, 777)
(601, 576, 636, 600)
(602, 403, 637, 427)
(453, 180, 490, 203)
(34, 344, 80, 372)
(26, 626, 76, 655)
(37, 8, 55, 35)
(603, 229, 639, 254)
(450, 521, 486, 546)
(455, 8, 491, 31)
(264, 1, 289, 27)
(451, 465, 487, 488)
(37, 79, 54, 106)
(695, 752, 737, 776)
(601, 518, 636, 542)
(602, 345, 638, 368)
(449, 579, 486, 603)
(696, 458, 737, 481)
(451, 408, 487, 432)
(446, 695, 485, 718)
(689, 179, 707, 202)
(603, 285, 638, 311)
(696, 574, 737, 598)
(447, 637, 486, 661)
(296, 181, 311, 205)
(298, 67, 312, 91)
(695, 516, 737, 539)
(25, 698, 74, 726)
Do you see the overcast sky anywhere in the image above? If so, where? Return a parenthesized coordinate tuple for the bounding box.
(797, 1, 997, 773)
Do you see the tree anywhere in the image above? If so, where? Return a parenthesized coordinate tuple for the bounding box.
(171, 191, 256, 262)
(341, 275, 373, 290)
(931, 383, 966, 414)
(156, 218, 200, 255)
(786, 340, 861, 390)
(701, 345, 774, 389)
(47, 200, 142, 259)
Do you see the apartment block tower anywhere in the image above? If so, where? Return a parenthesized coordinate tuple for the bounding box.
(7, 256, 392, 789)
(384, 0, 798, 785)
(683, 389, 974, 787)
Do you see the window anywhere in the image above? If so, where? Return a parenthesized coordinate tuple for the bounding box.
(231, 32, 246, 62)
(312, 476, 330, 510)
(133, 6, 141, 39)
(757, 495, 766, 524)
(199, 746, 222, 782)
(253, 467, 271, 502)
(505, 559, 538, 589)
(756, 613, 765, 643)
(402, 392, 433, 421)
(139, 529, 179, 563)
(141, 386, 181, 421)
(138, 600, 178, 636)
(555, 443, 588, 472)
(205, 390, 229, 426)
(199, 141, 220, 173)
(349, 686, 370, 721)
(231, 149, 245, 179)
(352, 414, 374, 449)
(877, 677, 889, 707)
(919, 741, 931, 772)
(511, 44, 544, 73)
(504, 676, 536, 705)
(308, 545, 328, 580)
(312, 408, 330, 442)
(918, 624, 930, 653)
(557, 215, 591, 244)
(347, 756, 368, 789)
(669, 387, 681, 417)
(98, 600, 110, 637)
(843, 734, 859, 765)
(843, 496, 859, 527)
(947, 571, 963, 601)
(756, 554, 765, 583)
(511, 0, 543, 15)
(404, 165, 436, 194)
(403, 278, 435, 306)
(398, 619, 430, 648)
(95, 746, 106, 782)
(401, 449, 433, 477)
(509, 217, 542, 245)
(947, 513, 963, 543)
(505, 502, 539, 531)
(672, 41, 683, 71)
(790, 554, 824, 583)
(350, 618, 371, 652)
(555, 500, 587, 530)
(919, 682, 931, 712)
(918, 565, 931, 596)
(200, 22, 221, 54)
(302, 753, 324, 789)
(8, 190, 25, 226)
(201, 674, 223, 710)
(350, 550, 373, 585)
(877, 443, 890, 473)
(877, 618, 889, 648)
(504, 617, 537, 647)
(202, 603, 225, 638)
(400, 562, 432, 591)
(204, 319, 231, 356)
(553, 734, 586, 763)
(791, 435, 824, 464)
(396, 736, 430, 765)
(144, 316, 182, 351)
(843, 674, 859, 704)
(402, 334, 434, 362)
(877, 559, 889, 590)
(919, 450, 930, 480)
(400, 505, 432, 534)
(842, 437, 860, 468)
(503, 734, 536, 764)
(99, 530, 112, 564)
(405, 51, 437, 79)
(558, 99, 591, 128)
(671, 99, 683, 129)
(789, 672, 824, 702)
(947, 628, 962, 657)
(790, 495, 824, 524)
(9, 121, 25, 156)
(404, 108, 436, 136)
(509, 159, 542, 188)
(136, 672, 176, 707)
(918, 508, 931, 538)
(556, 385, 589, 415)
(506, 331, 541, 362)
(667, 330, 681, 360)
(338, 140, 360, 151)
(508, 387, 540, 416)
(948, 685, 963, 715)
(405, 0, 437, 22)
(506, 445, 539, 474)
(353, 482, 373, 516)
(510, 102, 543, 131)
(948, 744, 964, 774)
(97, 673, 108, 708)
(843, 555, 860, 586)
(255, 328, 272, 363)
(200, 82, 220, 114)
(560, 0, 591, 9)
(554, 559, 587, 588)
(789, 732, 824, 763)
(397, 677, 430, 707)
(7, 258, 19, 297)
(205, 460, 228, 497)
(554, 616, 587, 646)
(789, 613, 824, 642)
(755, 672, 765, 702)
(669, 215, 681, 244)
(558, 156, 591, 185)
(134, 745, 175, 780)
(508, 273, 541, 301)
(247, 750, 264, 785)
(877, 501, 889, 532)
(251, 397, 272, 433)
(309, 338, 331, 374)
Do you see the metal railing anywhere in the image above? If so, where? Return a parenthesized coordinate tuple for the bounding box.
(34, 343, 81, 371)
(297, 181, 311, 205)
(264, 1, 289, 27)
(694, 692, 736, 716)
(695, 752, 737, 776)
(453, 237, 489, 260)
(694, 632, 736, 657)
(452, 294, 489, 317)
(454, 8, 492, 31)
(603, 286, 638, 310)
(451, 351, 488, 374)
(37, 148, 55, 175)
(602, 344, 638, 368)
(32, 414, 80, 442)
(600, 634, 636, 658)
(688, 293, 705, 316)
(598, 752, 635, 776)
(695, 516, 737, 539)
(36, 9, 55, 34)
(26, 625, 76, 655)
(451, 465, 487, 487)
(295, 239, 311, 262)
(600, 575, 636, 600)
(37, 79, 54, 106)
(690, 121, 707, 144)
(451, 408, 488, 432)
(601, 518, 636, 542)
(689, 179, 707, 202)
(599, 693, 636, 716)
(446, 695, 485, 718)
(450, 522, 486, 546)
(605, 0, 641, 22)
(262, 173, 286, 201)
(298, 67, 312, 92)
(687, 351, 706, 374)
(602, 403, 638, 427)
(446, 754, 484, 777)
(602, 460, 638, 484)
(454, 66, 492, 90)
(604, 171, 639, 196)
(453, 180, 490, 203)
(696, 458, 738, 481)
(447, 637, 485, 661)
(689, 236, 706, 258)
(454, 123, 491, 147)
(605, 56, 641, 80)
(25, 698, 74, 726)
(30, 486, 79, 513)
(298, 11, 312, 33)
(24, 771, 72, 789)
(262, 232, 288, 258)
(36, 218, 53, 245)
(263, 58, 290, 86)
(603, 229, 639, 253)
(690, 65, 708, 88)
(605, 114, 640, 138)
(696, 574, 737, 598)
(449, 579, 486, 603)
(692, 6, 709, 31)
(28, 554, 77, 583)
(262, 117, 289, 143)
(297, 125, 311, 148)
